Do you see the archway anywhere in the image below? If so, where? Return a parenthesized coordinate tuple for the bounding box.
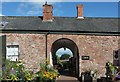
(51, 38, 79, 78)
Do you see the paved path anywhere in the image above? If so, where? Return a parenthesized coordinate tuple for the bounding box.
(56, 75, 79, 82)
(56, 70, 80, 82)
(56, 70, 120, 82)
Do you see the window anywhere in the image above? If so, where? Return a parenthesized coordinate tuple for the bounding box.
(113, 50, 119, 66)
(6, 45, 19, 61)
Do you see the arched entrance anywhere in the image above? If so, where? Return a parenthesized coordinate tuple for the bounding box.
(51, 38, 79, 78)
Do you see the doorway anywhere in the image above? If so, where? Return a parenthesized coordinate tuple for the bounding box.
(51, 38, 79, 78)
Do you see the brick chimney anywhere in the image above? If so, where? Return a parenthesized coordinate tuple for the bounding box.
(43, 2, 53, 22)
(77, 4, 84, 19)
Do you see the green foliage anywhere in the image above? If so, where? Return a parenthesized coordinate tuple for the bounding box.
(56, 55, 60, 63)
(2, 59, 25, 80)
(56, 55, 63, 67)
(62, 61, 70, 69)
(8, 74, 19, 81)
(1, 59, 35, 81)
(1, 59, 59, 82)
(107, 62, 115, 75)
(2, 60, 15, 79)
(109, 63, 115, 70)
(23, 70, 36, 81)
(36, 60, 59, 81)
(60, 54, 70, 60)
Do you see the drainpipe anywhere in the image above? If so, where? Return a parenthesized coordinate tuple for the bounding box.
(45, 31, 50, 59)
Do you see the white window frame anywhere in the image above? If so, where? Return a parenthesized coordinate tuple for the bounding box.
(6, 45, 19, 61)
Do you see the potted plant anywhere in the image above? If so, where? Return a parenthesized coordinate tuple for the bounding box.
(35, 59, 59, 82)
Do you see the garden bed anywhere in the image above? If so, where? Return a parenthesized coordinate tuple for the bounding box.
(1, 79, 20, 82)
(1, 59, 59, 82)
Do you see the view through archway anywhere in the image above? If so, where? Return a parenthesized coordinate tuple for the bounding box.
(51, 38, 79, 78)
(56, 48, 73, 77)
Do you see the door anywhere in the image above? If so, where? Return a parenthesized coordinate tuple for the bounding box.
(0, 35, 6, 78)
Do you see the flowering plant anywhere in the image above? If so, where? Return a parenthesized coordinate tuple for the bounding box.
(36, 59, 59, 82)
(7, 74, 19, 81)
(1, 59, 24, 81)
(1, 59, 59, 82)
(43, 70, 58, 80)
(1, 59, 36, 81)
(23, 70, 36, 81)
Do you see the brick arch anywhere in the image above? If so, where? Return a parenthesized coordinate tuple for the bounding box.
(51, 38, 78, 55)
(51, 38, 79, 78)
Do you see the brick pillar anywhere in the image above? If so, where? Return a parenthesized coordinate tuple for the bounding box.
(43, 2, 53, 22)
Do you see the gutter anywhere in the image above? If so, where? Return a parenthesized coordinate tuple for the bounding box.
(1, 30, 120, 36)
(45, 31, 50, 59)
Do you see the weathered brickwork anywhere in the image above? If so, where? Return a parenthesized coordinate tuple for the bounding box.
(4, 33, 46, 71)
(1, 33, 119, 77)
(47, 34, 119, 77)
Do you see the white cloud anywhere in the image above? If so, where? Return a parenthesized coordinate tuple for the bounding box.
(16, 3, 43, 16)
(2, 0, 120, 2)
(27, 10, 40, 15)
(2, 0, 119, 16)
(0, 13, 5, 16)
(2, 0, 62, 2)
(16, 1, 61, 16)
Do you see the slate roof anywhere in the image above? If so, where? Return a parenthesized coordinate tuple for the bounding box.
(0, 16, 119, 33)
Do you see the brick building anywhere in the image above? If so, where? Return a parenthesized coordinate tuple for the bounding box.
(0, 3, 119, 78)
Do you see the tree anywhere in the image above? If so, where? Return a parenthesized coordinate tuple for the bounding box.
(56, 55, 60, 63)
(56, 55, 63, 67)
(60, 54, 70, 60)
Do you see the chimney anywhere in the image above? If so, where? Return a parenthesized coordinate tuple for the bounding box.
(77, 4, 84, 19)
(43, 2, 53, 22)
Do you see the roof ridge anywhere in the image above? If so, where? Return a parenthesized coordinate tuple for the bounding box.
(2, 16, 119, 19)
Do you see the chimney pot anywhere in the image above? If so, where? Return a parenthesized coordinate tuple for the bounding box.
(77, 4, 84, 19)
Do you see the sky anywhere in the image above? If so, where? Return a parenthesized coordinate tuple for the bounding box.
(1, 2, 119, 17)
(1, 0, 120, 2)
(56, 48, 73, 57)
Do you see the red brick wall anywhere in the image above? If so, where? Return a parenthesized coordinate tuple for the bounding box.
(2, 33, 119, 77)
(47, 34, 119, 77)
(5, 33, 46, 71)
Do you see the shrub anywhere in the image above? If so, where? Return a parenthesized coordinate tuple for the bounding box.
(1, 59, 35, 81)
(1, 59, 59, 82)
(36, 59, 59, 82)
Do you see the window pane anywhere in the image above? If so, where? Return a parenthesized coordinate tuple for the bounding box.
(14, 47, 18, 55)
(6, 45, 19, 61)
